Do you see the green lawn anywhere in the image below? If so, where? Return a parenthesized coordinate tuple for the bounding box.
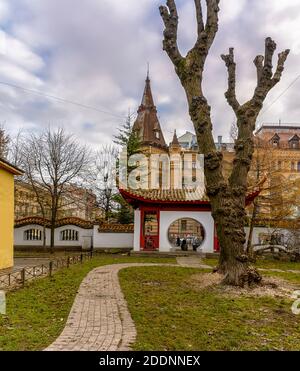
(119, 266, 300, 351)
(1, 255, 300, 351)
(202, 257, 300, 272)
(0, 255, 175, 351)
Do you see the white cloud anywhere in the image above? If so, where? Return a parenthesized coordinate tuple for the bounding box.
(0, 0, 298, 146)
(0, 0, 10, 23)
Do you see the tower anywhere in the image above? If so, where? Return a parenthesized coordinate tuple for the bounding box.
(132, 74, 167, 153)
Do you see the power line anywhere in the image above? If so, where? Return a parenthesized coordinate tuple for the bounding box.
(260, 73, 300, 116)
(0, 80, 126, 119)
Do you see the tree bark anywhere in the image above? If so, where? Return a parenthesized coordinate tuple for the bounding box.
(159, 0, 289, 286)
(246, 199, 258, 257)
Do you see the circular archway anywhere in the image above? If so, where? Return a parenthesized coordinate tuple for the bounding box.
(168, 218, 205, 251)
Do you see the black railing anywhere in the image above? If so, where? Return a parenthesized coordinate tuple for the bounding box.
(0, 251, 96, 291)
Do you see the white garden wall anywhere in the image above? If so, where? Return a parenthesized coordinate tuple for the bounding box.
(14, 225, 51, 246)
(93, 226, 134, 249)
(14, 224, 93, 249)
(133, 209, 141, 252)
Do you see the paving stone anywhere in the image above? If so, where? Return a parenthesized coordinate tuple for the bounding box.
(45, 263, 177, 351)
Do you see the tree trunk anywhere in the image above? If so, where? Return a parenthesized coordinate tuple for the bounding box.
(212, 192, 261, 286)
(246, 200, 258, 257)
(159, 0, 289, 286)
(50, 220, 55, 254)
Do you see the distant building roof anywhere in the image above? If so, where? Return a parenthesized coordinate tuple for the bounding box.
(255, 123, 300, 147)
(256, 123, 300, 134)
(0, 157, 23, 176)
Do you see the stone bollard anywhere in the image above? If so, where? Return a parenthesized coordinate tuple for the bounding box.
(0, 291, 6, 315)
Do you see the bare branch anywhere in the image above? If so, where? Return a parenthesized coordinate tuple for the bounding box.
(205, 0, 220, 48)
(272, 49, 290, 87)
(252, 39, 290, 103)
(159, 0, 183, 65)
(253, 55, 264, 83)
(221, 48, 240, 114)
(263, 37, 277, 79)
(194, 0, 204, 36)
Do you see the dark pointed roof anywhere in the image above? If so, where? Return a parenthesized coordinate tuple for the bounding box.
(132, 74, 167, 149)
(170, 130, 180, 147)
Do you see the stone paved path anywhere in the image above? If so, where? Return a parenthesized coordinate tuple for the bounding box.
(45, 263, 176, 351)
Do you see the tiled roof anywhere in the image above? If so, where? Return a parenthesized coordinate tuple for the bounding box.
(121, 187, 209, 203)
(120, 183, 263, 205)
(15, 217, 94, 229)
(98, 222, 134, 233)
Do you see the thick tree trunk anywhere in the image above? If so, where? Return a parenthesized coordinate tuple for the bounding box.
(212, 192, 261, 286)
(159, 0, 289, 286)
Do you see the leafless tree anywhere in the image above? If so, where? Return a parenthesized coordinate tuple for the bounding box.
(229, 121, 238, 143)
(159, 0, 289, 285)
(21, 128, 90, 252)
(92, 145, 119, 221)
(0, 122, 10, 159)
(8, 128, 25, 167)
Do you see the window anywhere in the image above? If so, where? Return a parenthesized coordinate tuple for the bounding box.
(289, 135, 300, 149)
(155, 131, 160, 139)
(277, 161, 282, 170)
(60, 229, 79, 241)
(291, 162, 295, 171)
(181, 220, 187, 231)
(24, 229, 42, 241)
(270, 134, 280, 148)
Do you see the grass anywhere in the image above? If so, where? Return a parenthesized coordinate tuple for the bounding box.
(0, 255, 175, 351)
(119, 266, 300, 351)
(2, 254, 300, 351)
(202, 257, 300, 272)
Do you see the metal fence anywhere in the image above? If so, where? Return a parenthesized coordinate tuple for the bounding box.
(0, 251, 97, 291)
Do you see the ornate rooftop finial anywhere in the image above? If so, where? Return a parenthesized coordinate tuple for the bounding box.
(147, 62, 150, 81)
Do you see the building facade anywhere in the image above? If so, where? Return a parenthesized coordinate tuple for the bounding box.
(15, 181, 103, 221)
(0, 158, 23, 270)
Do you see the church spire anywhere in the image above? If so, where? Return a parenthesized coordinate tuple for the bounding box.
(140, 68, 155, 109)
(171, 130, 180, 146)
(132, 71, 167, 150)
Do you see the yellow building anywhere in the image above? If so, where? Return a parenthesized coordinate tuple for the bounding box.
(0, 158, 23, 271)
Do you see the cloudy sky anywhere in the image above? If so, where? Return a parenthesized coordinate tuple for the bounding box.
(0, 0, 299, 147)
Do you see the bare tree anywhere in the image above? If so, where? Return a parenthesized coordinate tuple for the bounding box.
(0, 123, 10, 159)
(92, 145, 119, 221)
(21, 128, 89, 253)
(159, 0, 289, 285)
(8, 128, 25, 167)
(229, 121, 238, 143)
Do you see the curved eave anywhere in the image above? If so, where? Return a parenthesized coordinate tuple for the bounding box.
(119, 188, 211, 207)
(120, 188, 261, 208)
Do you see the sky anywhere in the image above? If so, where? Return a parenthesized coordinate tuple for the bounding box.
(0, 0, 299, 148)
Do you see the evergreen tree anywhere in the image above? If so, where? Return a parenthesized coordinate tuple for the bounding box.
(113, 193, 134, 224)
(113, 113, 141, 156)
